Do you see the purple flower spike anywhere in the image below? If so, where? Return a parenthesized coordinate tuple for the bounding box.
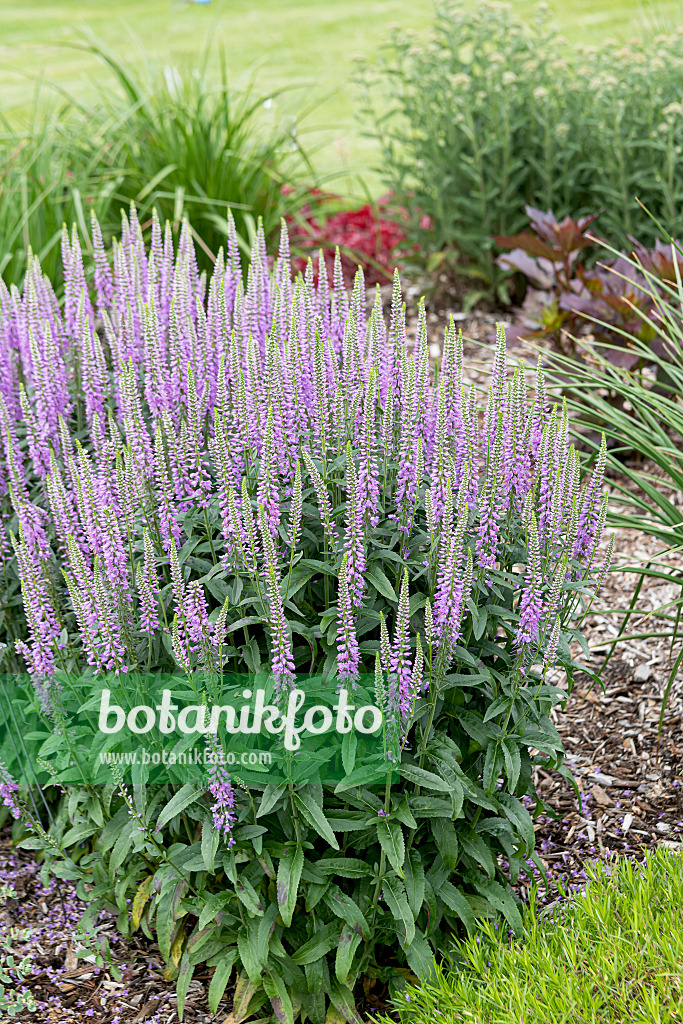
(260, 505, 295, 698)
(205, 735, 237, 846)
(515, 512, 543, 650)
(388, 570, 412, 719)
(344, 443, 366, 609)
(337, 554, 360, 685)
(0, 218, 611, 803)
(0, 760, 21, 819)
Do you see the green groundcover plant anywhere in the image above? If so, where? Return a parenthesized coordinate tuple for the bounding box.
(0, 883, 36, 1019)
(0, 212, 610, 1021)
(390, 848, 683, 1024)
(360, 1, 683, 294)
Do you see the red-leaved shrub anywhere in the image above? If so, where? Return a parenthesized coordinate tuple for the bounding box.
(285, 189, 412, 287)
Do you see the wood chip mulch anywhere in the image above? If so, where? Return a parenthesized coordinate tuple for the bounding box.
(0, 843, 221, 1023)
(519, 520, 683, 908)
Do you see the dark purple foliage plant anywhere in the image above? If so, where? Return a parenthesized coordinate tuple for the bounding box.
(497, 206, 683, 369)
(495, 207, 601, 353)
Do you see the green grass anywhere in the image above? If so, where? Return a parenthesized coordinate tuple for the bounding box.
(1, 0, 682, 187)
(0, 0, 434, 192)
(392, 849, 683, 1024)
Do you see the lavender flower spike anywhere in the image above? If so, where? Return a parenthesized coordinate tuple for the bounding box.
(288, 459, 303, 550)
(388, 570, 412, 720)
(594, 534, 615, 594)
(401, 632, 424, 744)
(205, 734, 237, 846)
(337, 554, 360, 685)
(302, 449, 338, 552)
(0, 760, 21, 819)
(542, 615, 561, 671)
(260, 505, 295, 699)
(515, 512, 543, 650)
(344, 443, 365, 609)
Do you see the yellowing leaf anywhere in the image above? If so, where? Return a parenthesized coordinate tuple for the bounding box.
(325, 1008, 346, 1024)
(225, 972, 259, 1024)
(170, 921, 185, 967)
(131, 874, 153, 931)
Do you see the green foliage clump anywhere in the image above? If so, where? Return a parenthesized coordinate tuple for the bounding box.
(360, 1, 683, 292)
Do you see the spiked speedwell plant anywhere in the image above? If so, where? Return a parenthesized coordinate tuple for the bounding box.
(0, 210, 609, 1021)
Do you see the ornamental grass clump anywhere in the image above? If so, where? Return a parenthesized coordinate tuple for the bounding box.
(0, 210, 609, 1021)
(0, 40, 315, 288)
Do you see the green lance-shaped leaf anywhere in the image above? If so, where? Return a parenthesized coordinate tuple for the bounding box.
(501, 736, 522, 794)
(208, 950, 237, 1014)
(171, 879, 190, 921)
(277, 844, 304, 927)
(497, 790, 535, 854)
(404, 934, 437, 983)
(155, 783, 204, 831)
(201, 815, 219, 872)
(458, 825, 496, 879)
(366, 564, 398, 603)
(175, 954, 194, 1022)
(263, 970, 295, 1024)
(293, 792, 340, 850)
(483, 741, 502, 796)
(256, 903, 279, 967)
(376, 819, 405, 875)
(237, 922, 265, 983)
(292, 922, 340, 965)
(156, 889, 176, 963)
(381, 875, 415, 947)
(399, 762, 451, 792)
(473, 877, 524, 937)
(438, 880, 476, 935)
(335, 923, 362, 985)
(257, 783, 287, 818)
(323, 886, 370, 939)
(235, 876, 264, 917)
(403, 849, 426, 919)
(329, 978, 363, 1024)
(431, 817, 459, 871)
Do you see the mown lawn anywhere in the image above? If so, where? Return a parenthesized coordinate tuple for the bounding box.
(1, 0, 681, 185)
